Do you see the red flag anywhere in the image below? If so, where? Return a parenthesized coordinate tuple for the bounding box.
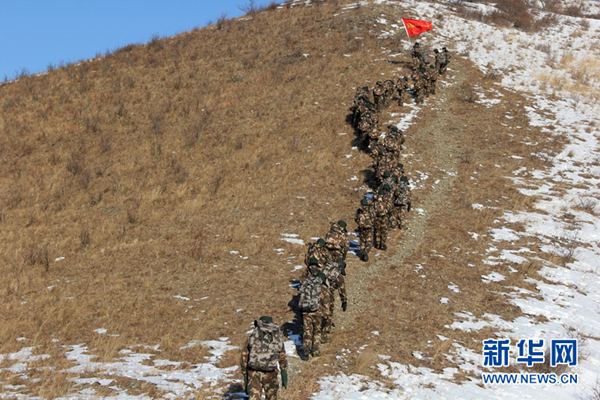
(401, 18, 433, 37)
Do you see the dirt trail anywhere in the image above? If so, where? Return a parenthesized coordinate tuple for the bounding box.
(338, 60, 467, 328)
(283, 57, 470, 387)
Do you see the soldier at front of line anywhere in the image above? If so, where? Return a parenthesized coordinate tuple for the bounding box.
(240, 316, 288, 400)
(325, 220, 349, 261)
(322, 260, 348, 342)
(411, 42, 422, 70)
(355, 198, 375, 262)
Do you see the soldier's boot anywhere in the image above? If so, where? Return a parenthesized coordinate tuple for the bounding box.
(362, 252, 369, 262)
(380, 243, 387, 251)
(321, 334, 330, 344)
(302, 348, 310, 361)
(311, 348, 321, 358)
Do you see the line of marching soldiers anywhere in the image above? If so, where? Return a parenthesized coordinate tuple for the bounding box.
(238, 45, 452, 399)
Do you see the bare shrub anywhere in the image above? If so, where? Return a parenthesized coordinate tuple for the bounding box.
(564, 4, 583, 17)
(23, 245, 50, 271)
(126, 207, 138, 224)
(80, 228, 91, 247)
(238, 0, 259, 15)
(457, 82, 476, 103)
(575, 196, 597, 214)
(66, 152, 84, 175)
(484, 69, 502, 81)
(148, 33, 163, 50)
(217, 13, 229, 30)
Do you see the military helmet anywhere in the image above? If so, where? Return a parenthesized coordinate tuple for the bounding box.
(337, 220, 347, 228)
(317, 271, 328, 284)
(403, 76, 408, 81)
(392, 175, 399, 182)
(360, 199, 369, 206)
(317, 238, 326, 245)
(259, 316, 274, 323)
(397, 163, 404, 169)
(414, 42, 420, 48)
(308, 257, 319, 266)
(442, 47, 447, 51)
(378, 190, 387, 196)
(400, 175, 409, 183)
(434, 48, 439, 53)
(383, 171, 391, 178)
(430, 65, 435, 69)
(422, 74, 428, 79)
(382, 183, 391, 191)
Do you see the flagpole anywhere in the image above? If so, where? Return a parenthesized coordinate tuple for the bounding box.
(401, 18, 411, 45)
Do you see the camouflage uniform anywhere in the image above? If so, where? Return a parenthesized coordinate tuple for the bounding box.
(413, 74, 427, 104)
(440, 48, 451, 75)
(240, 319, 288, 400)
(301, 241, 332, 281)
(323, 272, 347, 336)
(427, 65, 438, 95)
(394, 176, 412, 229)
(325, 222, 349, 261)
(396, 77, 410, 106)
(373, 191, 390, 250)
(373, 81, 386, 111)
(358, 111, 378, 136)
(355, 200, 375, 260)
(302, 284, 328, 358)
(383, 79, 396, 101)
(411, 43, 422, 70)
(391, 163, 404, 178)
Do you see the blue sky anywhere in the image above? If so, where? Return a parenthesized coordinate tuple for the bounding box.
(0, 0, 280, 80)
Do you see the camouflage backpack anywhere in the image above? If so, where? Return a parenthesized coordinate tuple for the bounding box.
(355, 206, 374, 229)
(298, 275, 323, 312)
(320, 261, 341, 287)
(247, 320, 284, 372)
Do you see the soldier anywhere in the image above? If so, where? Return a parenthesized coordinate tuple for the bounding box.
(392, 162, 405, 177)
(373, 81, 386, 111)
(441, 47, 451, 75)
(383, 79, 396, 103)
(301, 240, 332, 281)
(413, 73, 427, 104)
(411, 42, 422, 70)
(300, 270, 329, 360)
(395, 175, 412, 228)
(322, 260, 348, 341)
(373, 189, 390, 250)
(240, 316, 288, 400)
(396, 76, 410, 107)
(358, 110, 378, 136)
(325, 220, 349, 261)
(433, 48, 442, 74)
(355, 198, 375, 261)
(427, 64, 438, 95)
(365, 126, 381, 148)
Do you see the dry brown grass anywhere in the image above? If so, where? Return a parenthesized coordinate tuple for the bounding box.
(0, 0, 416, 395)
(0, 0, 573, 396)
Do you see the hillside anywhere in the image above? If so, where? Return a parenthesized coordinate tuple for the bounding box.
(2, 0, 600, 399)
